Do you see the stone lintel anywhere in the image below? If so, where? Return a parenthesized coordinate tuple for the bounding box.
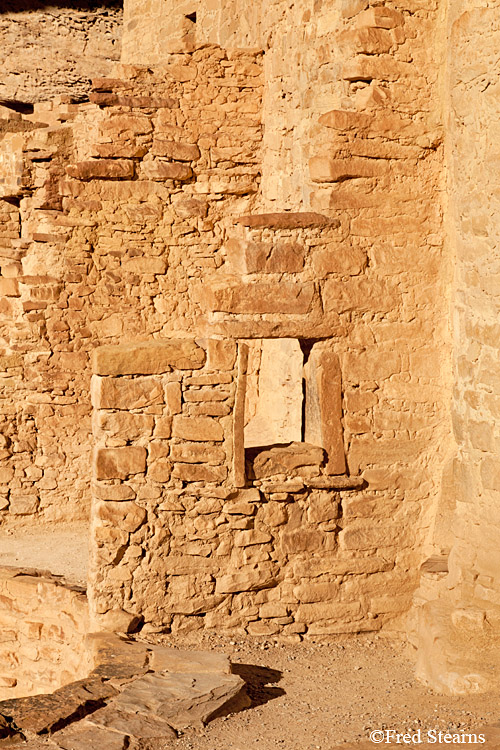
(92, 339, 205, 376)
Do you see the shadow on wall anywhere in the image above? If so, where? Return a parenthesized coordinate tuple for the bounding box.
(0, 0, 122, 11)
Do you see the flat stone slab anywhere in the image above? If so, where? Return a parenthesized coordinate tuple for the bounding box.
(87, 705, 176, 739)
(55, 721, 128, 750)
(149, 646, 231, 675)
(92, 339, 205, 376)
(112, 671, 246, 730)
(0, 637, 247, 746)
(0, 678, 116, 734)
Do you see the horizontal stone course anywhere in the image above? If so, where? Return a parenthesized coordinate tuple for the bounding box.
(92, 340, 206, 376)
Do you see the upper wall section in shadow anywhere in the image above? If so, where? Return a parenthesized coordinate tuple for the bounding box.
(0, 1, 122, 103)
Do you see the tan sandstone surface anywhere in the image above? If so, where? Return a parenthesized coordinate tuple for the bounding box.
(1, 0, 500, 718)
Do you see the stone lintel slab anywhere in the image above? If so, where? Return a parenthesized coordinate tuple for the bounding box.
(92, 339, 205, 376)
(235, 211, 340, 229)
(195, 279, 315, 315)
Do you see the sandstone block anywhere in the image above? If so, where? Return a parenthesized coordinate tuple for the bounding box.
(184, 388, 229, 402)
(149, 647, 231, 674)
(259, 601, 289, 618)
(225, 238, 305, 274)
(172, 197, 208, 218)
(247, 620, 280, 636)
(252, 443, 325, 479)
(170, 442, 225, 464)
(293, 581, 340, 603)
(235, 212, 339, 229)
(195, 279, 315, 315)
(152, 140, 201, 161)
(66, 160, 135, 181)
(172, 416, 224, 442)
(93, 483, 136, 502)
(312, 244, 367, 277)
(172, 463, 227, 482)
(304, 349, 346, 475)
(8, 494, 39, 515)
(141, 160, 193, 181)
(95, 447, 147, 480)
(355, 6, 404, 28)
(113, 671, 246, 731)
(165, 382, 182, 414)
(96, 501, 147, 532)
(122, 257, 167, 275)
(148, 459, 172, 482)
(97, 413, 155, 440)
(93, 376, 164, 410)
(100, 113, 153, 137)
(215, 564, 277, 593)
(206, 339, 237, 371)
(306, 491, 339, 523)
(0, 278, 19, 296)
(234, 529, 272, 546)
(339, 27, 393, 54)
(93, 339, 205, 376)
(259, 501, 288, 527)
(98, 608, 142, 634)
(310, 156, 389, 183)
(280, 529, 330, 554)
(244, 339, 303, 448)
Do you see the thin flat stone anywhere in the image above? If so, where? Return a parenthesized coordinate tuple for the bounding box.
(87, 705, 176, 739)
(148, 647, 231, 675)
(113, 672, 246, 730)
(420, 556, 449, 575)
(55, 721, 127, 750)
(0, 678, 117, 734)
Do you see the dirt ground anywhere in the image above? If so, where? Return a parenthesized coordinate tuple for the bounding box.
(0, 522, 88, 585)
(138, 630, 500, 749)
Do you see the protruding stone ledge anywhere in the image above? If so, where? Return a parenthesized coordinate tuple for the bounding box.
(235, 212, 340, 229)
(257, 475, 365, 493)
(92, 339, 206, 376)
(66, 159, 135, 181)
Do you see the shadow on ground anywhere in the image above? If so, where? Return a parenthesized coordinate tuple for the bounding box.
(232, 663, 285, 709)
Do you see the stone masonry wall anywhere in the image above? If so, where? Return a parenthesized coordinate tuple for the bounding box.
(89, 338, 393, 637)
(0, 1, 122, 105)
(411, 1, 500, 694)
(0, 0, 458, 641)
(0, 567, 89, 700)
(0, 47, 262, 525)
(446, 0, 500, 623)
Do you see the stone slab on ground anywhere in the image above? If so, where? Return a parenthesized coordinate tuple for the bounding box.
(149, 647, 231, 675)
(0, 635, 248, 747)
(55, 722, 128, 750)
(112, 671, 247, 730)
(86, 705, 177, 739)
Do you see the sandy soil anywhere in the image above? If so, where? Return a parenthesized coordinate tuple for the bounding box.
(138, 631, 500, 749)
(0, 522, 88, 585)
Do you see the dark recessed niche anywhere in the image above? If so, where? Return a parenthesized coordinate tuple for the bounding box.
(0, 100, 34, 114)
(185, 11, 197, 23)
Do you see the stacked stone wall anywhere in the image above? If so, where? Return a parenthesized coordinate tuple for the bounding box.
(0, 1, 122, 105)
(0, 568, 89, 700)
(0, 46, 262, 525)
(88, 338, 397, 637)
